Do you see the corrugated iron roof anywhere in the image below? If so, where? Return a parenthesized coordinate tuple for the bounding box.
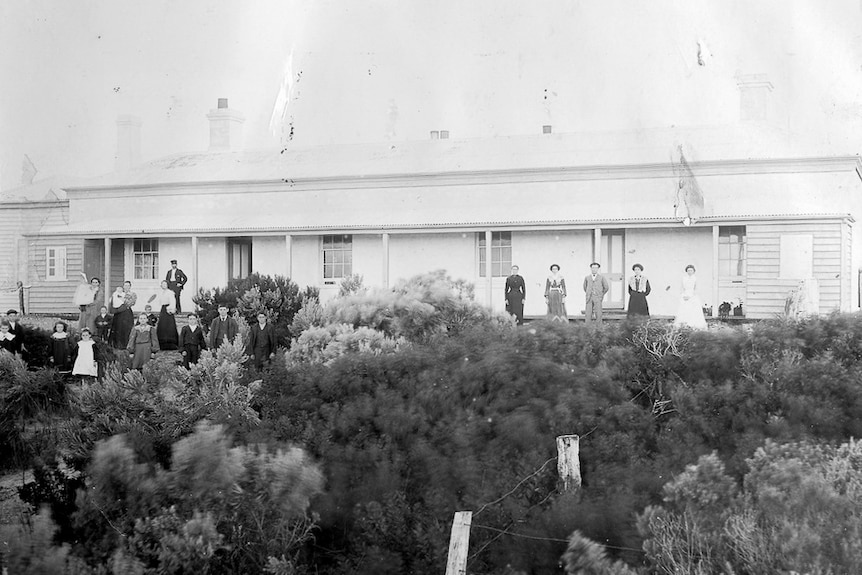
(30, 212, 852, 237)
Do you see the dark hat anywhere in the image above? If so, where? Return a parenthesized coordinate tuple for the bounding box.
(632, 263, 644, 271)
(6, 309, 18, 315)
(590, 262, 601, 268)
(170, 259, 178, 264)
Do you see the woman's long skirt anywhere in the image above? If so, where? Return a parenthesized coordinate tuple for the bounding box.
(111, 309, 134, 349)
(546, 291, 567, 322)
(157, 305, 178, 350)
(627, 292, 650, 318)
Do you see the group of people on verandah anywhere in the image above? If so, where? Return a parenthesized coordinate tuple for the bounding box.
(504, 262, 708, 329)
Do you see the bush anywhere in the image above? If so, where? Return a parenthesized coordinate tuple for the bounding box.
(638, 440, 862, 574)
(20, 322, 55, 368)
(0, 353, 69, 471)
(10, 423, 323, 573)
(193, 273, 318, 348)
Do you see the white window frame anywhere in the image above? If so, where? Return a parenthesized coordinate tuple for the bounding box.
(478, 231, 512, 278)
(45, 246, 67, 281)
(718, 226, 747, 279)
(322, 234, 353, 280)
(133, 238, 160, 280)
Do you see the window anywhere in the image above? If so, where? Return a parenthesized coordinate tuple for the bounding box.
(718, 226, 746, 277)
(228, 237, 252, 280)
(323, 235, 352, 279)
(45, 246, 67, 281)
(478, 232, 512, 277)
(133, 238, 159, 280)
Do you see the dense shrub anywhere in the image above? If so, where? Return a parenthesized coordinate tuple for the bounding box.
(0, 352, 69, 471)
(193, 273, 318, 347)
(9, 307, 862, 574)
(9, 423, 323, 573)
(638, 440, 862, 574)
(19, 322, 54, 368)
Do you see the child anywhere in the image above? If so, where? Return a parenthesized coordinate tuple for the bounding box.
(5, 309, 25, 356)
(144, 305, 158, 327)
(179, 313, 207, 369)
(0, 320, 16, 355)
(94, 306, 112, 342)
(72, 328, 98, 382)
(49, 321, 73, 373)
(127, 312, 159, 370)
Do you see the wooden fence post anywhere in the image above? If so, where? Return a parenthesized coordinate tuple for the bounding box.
(444, 511, 472, 575)
(556, 434, 581, 492)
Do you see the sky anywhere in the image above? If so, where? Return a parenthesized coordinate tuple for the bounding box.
(2, 0, 862, 192)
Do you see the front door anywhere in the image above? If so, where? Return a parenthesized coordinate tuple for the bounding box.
(83, 239, 105, 283)
(600, 230, 625, 309)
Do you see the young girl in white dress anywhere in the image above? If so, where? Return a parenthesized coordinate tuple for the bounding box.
(674, 265, 708, 330)
(72, 327, 98, 382)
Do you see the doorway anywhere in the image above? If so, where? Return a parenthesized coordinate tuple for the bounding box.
(600, 230, 625, 309)
(83, 239, 105, 283)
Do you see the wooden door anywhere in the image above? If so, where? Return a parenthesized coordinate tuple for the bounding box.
(83, 239, 105, 282)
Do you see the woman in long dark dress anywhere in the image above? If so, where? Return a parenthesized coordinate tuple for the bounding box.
(110, 281, 137, 349)
(156, 280, 178, 350)
(626, 263, 651, 318)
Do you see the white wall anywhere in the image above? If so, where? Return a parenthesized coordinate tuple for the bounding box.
(291, 235, 321, 295)
(354, 234, 384, 287)
(197, 238, 227, 292)
(253, 236, 288, 277)
(625, 227, 714, 316)
(388, 232, 476, 285)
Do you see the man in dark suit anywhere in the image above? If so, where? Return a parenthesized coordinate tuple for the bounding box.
(504, 265, 526, 325)
(246, 312, 278, 369)
(208, 305, 238, 350)
(583, 262, 610, 324)
(165, 260, 188, 313)
(5, 309, 25, 356)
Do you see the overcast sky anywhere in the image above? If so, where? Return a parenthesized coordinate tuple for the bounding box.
(2, 0, 861, 192)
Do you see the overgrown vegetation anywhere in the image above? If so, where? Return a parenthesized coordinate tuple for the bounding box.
(4, 271, 862, 574)
(194, 273, 319, 347)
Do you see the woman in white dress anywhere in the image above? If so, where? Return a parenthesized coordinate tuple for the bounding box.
(674, 265, 708, 330)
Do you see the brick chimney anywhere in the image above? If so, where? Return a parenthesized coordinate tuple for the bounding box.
(207, 98, 245, 151)
(736, 74, 773, 122)
(115, 115, 142, 172)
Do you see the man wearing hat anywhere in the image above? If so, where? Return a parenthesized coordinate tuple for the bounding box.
(165, 260, 188, 313)
(583, 262, 609, 324)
